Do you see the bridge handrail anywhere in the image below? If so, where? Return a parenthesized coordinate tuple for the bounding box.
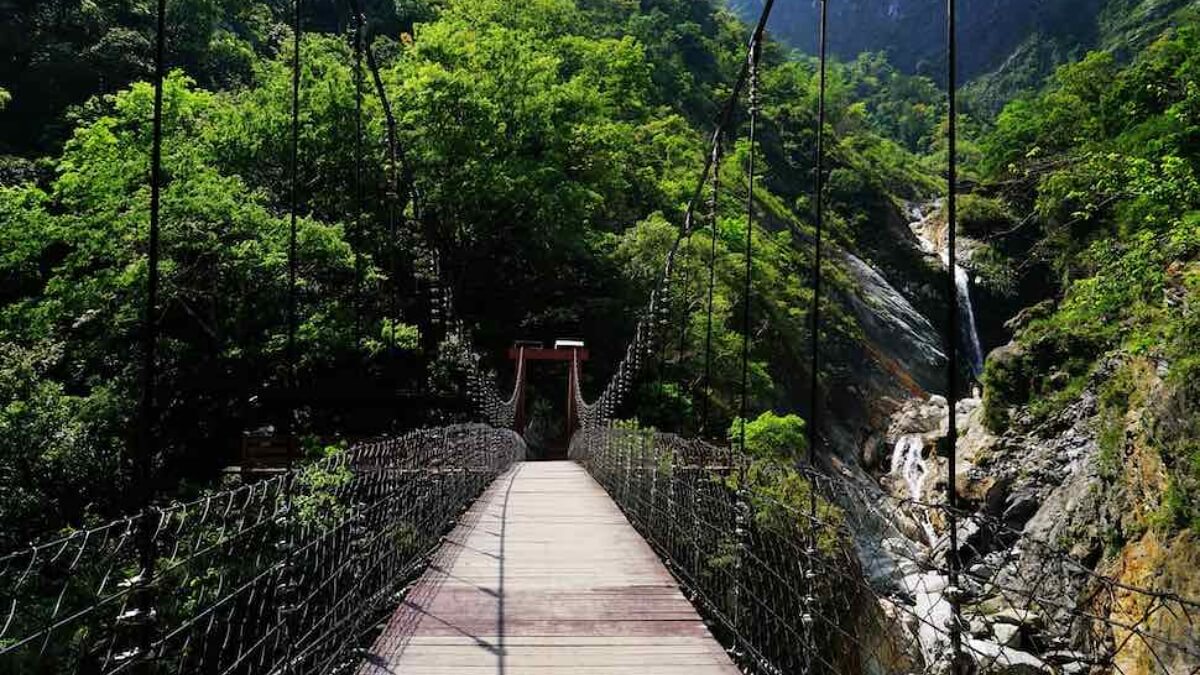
(569, 427, 1200, 674)
(0, 424, 525, 674)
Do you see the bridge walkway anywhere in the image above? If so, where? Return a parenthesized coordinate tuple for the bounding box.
(358, 461, 738, 674)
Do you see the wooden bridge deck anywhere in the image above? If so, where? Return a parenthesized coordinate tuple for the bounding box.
(358, 461, 739, 674)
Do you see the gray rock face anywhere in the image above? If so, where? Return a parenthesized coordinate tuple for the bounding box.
(849, 361, 1132, 672)
(840, 250, 947, 393)
(803, 234, 953, 466)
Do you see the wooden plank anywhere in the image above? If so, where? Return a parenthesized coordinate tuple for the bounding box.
(358, 462, 738, 674)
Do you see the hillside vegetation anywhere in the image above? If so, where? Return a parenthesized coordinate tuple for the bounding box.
(976, 15, 1200, 533)
(0, 0, 945, 547)
(1, 2, 1198, 621)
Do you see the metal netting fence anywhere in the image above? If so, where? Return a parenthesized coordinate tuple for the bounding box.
(1, 425, 524, 675)
(570, 427, 1200, 675)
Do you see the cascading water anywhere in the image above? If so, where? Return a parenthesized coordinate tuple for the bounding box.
(890, 432, 954, 664)
(890, 429, 1048, 668)
(953, 261, 985, 378)
(908, 202, 985, 379)
(890, 435, 925, 501)
(890, 434, 938, 548)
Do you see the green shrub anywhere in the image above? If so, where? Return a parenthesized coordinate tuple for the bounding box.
(980, 344, 1032, 432)
(970, 243, 1018, 296)
(728, 411, 808, 461)
(957, 194, 1015, 237)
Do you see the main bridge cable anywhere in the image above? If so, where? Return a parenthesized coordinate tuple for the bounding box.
(347, 0, 514, 428)
(130, 0, 169, 668)
(499, 346, 526, 428)
(282, 0, 303, 671)
(945, 0, 966, 667)
(575, 0, 778, 429)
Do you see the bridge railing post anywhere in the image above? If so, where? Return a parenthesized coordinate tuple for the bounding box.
(439, 426, 452, 528)
(649, 435, 660, 542)
(664, 442, 677, 563)
(635, 431, 647, 525)
(621, 430, 632, 509)
(115, 508, 161, 675)
(732, 479, 749, 637)
(689, 459, 701, 588)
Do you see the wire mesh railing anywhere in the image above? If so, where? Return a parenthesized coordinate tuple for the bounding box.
(1, 424, 524, 675)
(570, 426, 1200, 675)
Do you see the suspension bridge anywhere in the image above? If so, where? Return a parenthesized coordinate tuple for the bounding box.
(3, 0, 1200, 674)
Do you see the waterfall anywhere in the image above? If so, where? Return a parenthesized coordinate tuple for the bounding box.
(890, 433, 952, 665)
(954, 264, 985, 378)
(890, 434, 926, 502)
(908, 202, 985, 379)
(890, 434, 938, 548)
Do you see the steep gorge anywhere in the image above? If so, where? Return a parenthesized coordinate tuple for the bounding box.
(0, 3, 1197, 672)
(805, 13, 1200, 669)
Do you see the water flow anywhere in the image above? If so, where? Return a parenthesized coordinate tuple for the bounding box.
(891, 432, 958, 667)
(890, 435, 926, 501)
(890, 434, 938, 548)
(908, 203, 985, 378)
(954, 264, 985, 377)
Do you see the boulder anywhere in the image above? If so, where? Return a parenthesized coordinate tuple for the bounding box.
(991, 622, 1021, 648)
(966, 638, 1048, 674)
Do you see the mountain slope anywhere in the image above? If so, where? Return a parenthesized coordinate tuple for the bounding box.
(734, 0, 1195, 114)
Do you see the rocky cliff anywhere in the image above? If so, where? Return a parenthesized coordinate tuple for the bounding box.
(812, 195, 1200, 672)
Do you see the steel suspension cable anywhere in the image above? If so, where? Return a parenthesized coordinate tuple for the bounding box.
(353, 15, 365, 345)
(287, 1, 301, 421)
(699, 138, 723, 436)
(945, 0, 965, 666)
(736, 40, 761, 454)
(283, 0, 303, 671)
(674, 230, 690, 407)
(132, 0, 168, 667)
(809, 0, 828, 476)
(801, 2, 831, 666)
(653, 242, 676, 427)
(278, 2, 302, 667)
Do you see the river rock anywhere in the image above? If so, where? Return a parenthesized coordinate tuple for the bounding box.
(991, 622, 1021, 648)
(1001, 493, 1039, 527)
(966, 638, 1048, 674)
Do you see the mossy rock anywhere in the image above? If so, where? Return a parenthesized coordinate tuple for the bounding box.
(981, 341, 1030, 432)
(957, 194, 1016, 238)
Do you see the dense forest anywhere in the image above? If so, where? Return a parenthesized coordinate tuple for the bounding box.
(2, 1, 1199, 670)
(0, 0, 953, 547)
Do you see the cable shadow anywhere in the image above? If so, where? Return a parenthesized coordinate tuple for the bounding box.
(355, 465, 523, 674)
(495, 462, 523, 675)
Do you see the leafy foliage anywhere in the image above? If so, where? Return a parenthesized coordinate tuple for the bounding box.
(728, 410, 807, 461)
(0, 70, 363, 545)
(0, 0, 948, 546)
(978, 17, 1200, 533)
